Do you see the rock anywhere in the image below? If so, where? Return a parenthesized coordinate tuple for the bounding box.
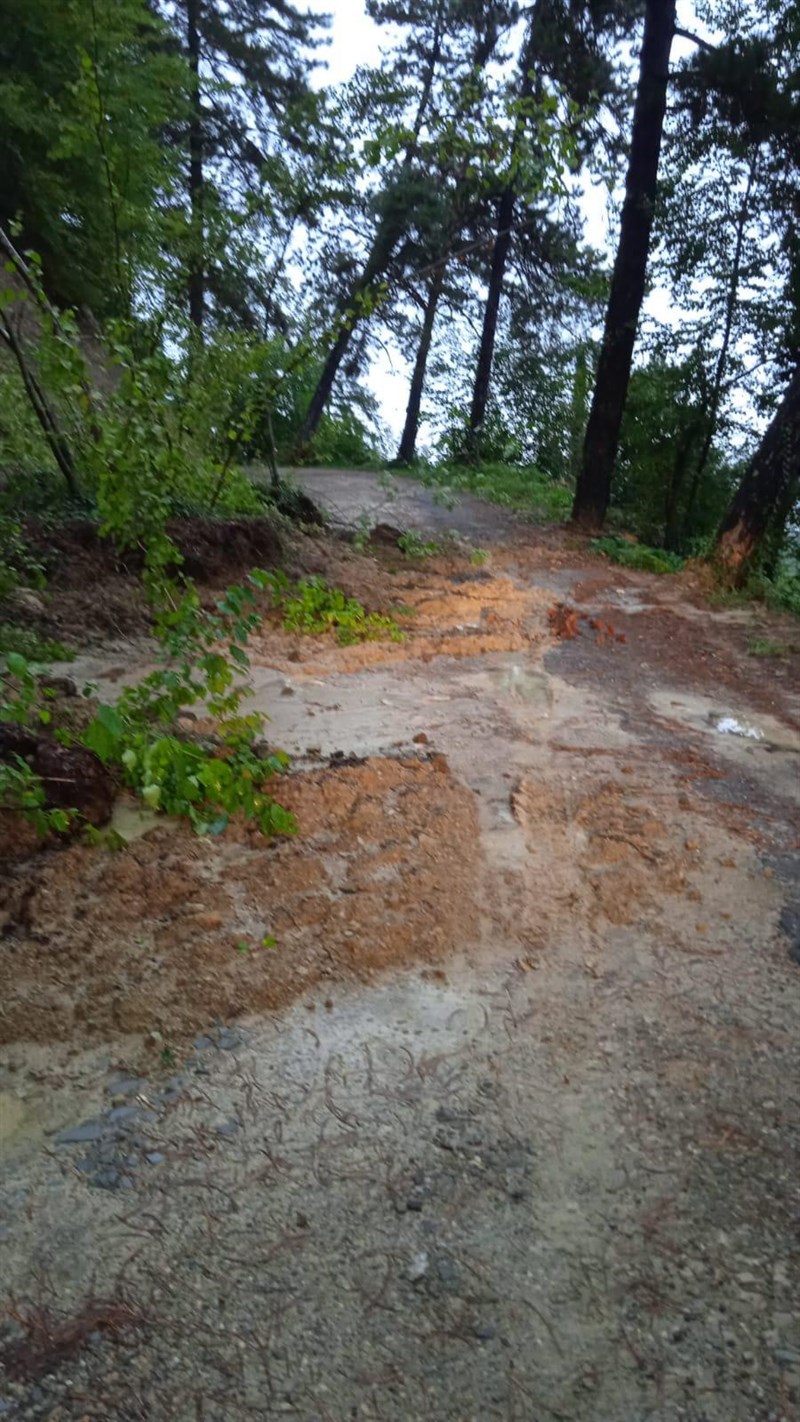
(434, 1254, 459, 1289)
(94, 1168, 121, 1190)
(215, 1121, 239, 1138)
(217, 1027, 244, 1050)
(39, 675, 77, 697)
(106, 1077, 145, 1097)
(191, 912, 223, 932)
(407, 1251, 429, 1284)
(107, 1105, 140, 1124)
(369, 523, 404, 547)
(413, 732, 429, 745)
(34, 741, 115, 826)
(775, 1348, 800, 1367)
(473, 1323, 496, 1341)
(55, 1119, 105, 1145)
(145, 1152, 164, 1165)
(7, 588, 46, 617)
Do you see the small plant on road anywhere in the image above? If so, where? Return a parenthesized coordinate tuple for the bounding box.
(264, 571, 404, 645)
(397, 530, 441, 559)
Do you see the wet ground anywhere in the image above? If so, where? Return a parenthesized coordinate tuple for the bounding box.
(1, 474, 799, 1421)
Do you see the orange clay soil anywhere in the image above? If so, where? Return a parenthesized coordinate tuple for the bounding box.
(0, 756, 479, 1047)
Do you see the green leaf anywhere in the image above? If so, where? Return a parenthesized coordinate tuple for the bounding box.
(6, 652, 27, 677)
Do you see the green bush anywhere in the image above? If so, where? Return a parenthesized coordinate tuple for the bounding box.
(0, 572, 296, 839)
(0, 516, 47, 599)
(591, 534, 685, 575)
(409, 461, 573, 521)
(0, 624, 73, 662)
(83, 572, 295, 835)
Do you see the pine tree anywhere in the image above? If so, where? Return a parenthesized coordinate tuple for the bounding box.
(294, 0, 518, 454)
(0, 0, 184, 316)
(158, 0, 326, 335)
(571, 0, 677, 529)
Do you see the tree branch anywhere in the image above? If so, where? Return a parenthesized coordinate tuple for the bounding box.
(674, 26, 717, 53)
(0, 314, 78, 496)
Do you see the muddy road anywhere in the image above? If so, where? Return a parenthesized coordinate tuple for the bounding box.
(1, 473, 799, 1421)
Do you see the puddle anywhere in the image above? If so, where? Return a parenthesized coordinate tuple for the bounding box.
(487, 663, 552, 709)
(711, 714, 764, 741)
(611, 587, 655, 615)
(649, 688, 800, 757)
(111, 798, 163, 843)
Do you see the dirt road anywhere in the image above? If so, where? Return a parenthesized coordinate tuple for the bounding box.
(1, 473, 799, 1420)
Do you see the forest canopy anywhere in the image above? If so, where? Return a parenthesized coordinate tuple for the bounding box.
(0, 0, 799, 587)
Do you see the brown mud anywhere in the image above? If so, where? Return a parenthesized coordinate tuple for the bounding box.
(1, 474, 799, 1422)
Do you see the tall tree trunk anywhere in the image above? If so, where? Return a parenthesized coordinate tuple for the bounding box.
(714, 363, 800, 582)
(294, 3, 447, 455)
(681, 152, 757, 542)
(568, 347, 590, 483)
(397, 269, 445, 463)
(462, 24, 539, 462)
(663, 423, 698, 551)
(295, 239, 392, 452)
(762, 473, 798, 579)
(187, 0, 204, 337)
(463, 185, 515, 459)
(571, 0, 677, 530)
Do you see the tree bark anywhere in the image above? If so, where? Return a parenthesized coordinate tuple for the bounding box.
(681, 152, 757, 542)
(187, 0, 205, 337)
(571, 0, 677, 529)
(463, 184, 515, 459)
(397, 269, 445, 463)
(0, 314, 79, 497)
(714, 362, 800, 582)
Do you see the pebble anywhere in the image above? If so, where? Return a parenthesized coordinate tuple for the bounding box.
(473, 1323, 496, 1341)
(107, 1105, 141, 1124)
(106, 1077, 145, 1097)
(434, 1254, 459, 1289)
(145, 1152, 165, 1166)
(215, 1121, 239, 1138)
(55, 1119, 104, 1145)
(94, 1169, 121, 1191)
(218, 1028, 244, 1051)
(407, 1251, 429, 1284)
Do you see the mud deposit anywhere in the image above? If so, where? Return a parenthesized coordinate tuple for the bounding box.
(1, 478, 799, 1422)
(0, 757, 478, 1047)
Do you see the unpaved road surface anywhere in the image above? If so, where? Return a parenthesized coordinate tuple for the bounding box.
(1, 474, 799, 1421)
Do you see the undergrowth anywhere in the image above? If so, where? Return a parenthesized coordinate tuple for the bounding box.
(747, 636, 795, 657)
(591, 534, 685, 575)
(406, 461, 573, 521)
(0, 624, 73, 663)
(1, 572, 296, 839)
(709, 568, 800, 618)
(397, 530, 441, 559)
(264, 572, 404, 645)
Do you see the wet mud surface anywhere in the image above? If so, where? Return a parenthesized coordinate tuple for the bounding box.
(1, 473, 799, 1420)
